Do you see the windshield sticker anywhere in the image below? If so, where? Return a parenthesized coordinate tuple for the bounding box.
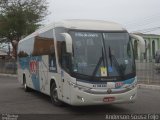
(108, 66, 113, 72)
(100, 67, 107, 76)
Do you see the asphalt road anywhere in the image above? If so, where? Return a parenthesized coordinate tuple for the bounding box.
(0, 75, 160, 120)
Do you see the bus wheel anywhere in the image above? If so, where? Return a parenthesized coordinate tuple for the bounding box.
(50, 82, 62, 106)
(23, 75, 30, 92)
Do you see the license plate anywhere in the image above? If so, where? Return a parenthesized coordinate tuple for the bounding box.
(103, 97, 115, 102)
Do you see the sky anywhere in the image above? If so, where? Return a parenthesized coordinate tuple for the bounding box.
(45, 0, 160, 34)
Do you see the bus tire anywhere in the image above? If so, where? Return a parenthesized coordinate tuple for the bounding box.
(23, 75, 30, 92)
(50, 82, 62, 106)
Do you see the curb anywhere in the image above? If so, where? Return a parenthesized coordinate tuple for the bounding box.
(0, 73, 17, 77)
(138, 84, 160, 90)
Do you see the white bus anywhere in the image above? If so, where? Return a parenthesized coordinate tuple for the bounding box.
(17, 20, 145, 106)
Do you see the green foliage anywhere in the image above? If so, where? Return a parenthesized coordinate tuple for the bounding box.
(0, 0, 48, 58)
(0, 0, 48, 42)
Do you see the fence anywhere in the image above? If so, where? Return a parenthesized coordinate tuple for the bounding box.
(0, 59, 17, 74)
(0, 59, 160, 85)
(136, 61, 160, 85)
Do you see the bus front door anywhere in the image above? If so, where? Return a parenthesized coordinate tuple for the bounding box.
(61, 70, 71, 104)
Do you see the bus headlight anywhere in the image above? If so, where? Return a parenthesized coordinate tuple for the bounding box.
(124, 82, 137, 89)
(68, 81, 91, 92)
(68, 81, 77, 88)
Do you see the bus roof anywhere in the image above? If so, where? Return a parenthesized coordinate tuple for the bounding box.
(20, 19, 126, 42)
(55, 19, 125, 31)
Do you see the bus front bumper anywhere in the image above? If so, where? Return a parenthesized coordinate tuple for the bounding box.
(69, 86, 137, 106)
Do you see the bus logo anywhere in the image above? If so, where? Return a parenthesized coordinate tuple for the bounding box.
(107, 88, 112, 94)
(29, 60, 38, 74)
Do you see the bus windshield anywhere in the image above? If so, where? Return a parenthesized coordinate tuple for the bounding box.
(69, 31, 135, 80)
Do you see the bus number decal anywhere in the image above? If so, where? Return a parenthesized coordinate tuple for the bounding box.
(29, 60, 38, 74)
(115, 82, 124, 88)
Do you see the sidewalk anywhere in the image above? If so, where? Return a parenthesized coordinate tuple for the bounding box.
(0, 73, 17, 77)
(0, 73, 160, 90)
(138, 84, 160, 90)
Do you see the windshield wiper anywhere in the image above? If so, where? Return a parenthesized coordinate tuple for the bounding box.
(109, 46, 112, 67)
(92, 47, 105, 77)
(108, 46, 126, 77)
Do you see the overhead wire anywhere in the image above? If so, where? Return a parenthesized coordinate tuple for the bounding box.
(124, 13, 160, 34)
(132, 27, 160, 33)
(125, 13, 160, 27)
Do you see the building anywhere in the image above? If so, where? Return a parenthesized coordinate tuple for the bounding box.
(133, 33, 160, 62)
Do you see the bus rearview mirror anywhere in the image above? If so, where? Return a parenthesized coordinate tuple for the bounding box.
(61, 33, 73, 54)
(130, 34, 145, 53)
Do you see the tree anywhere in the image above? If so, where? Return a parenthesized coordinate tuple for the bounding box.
(0, 0, 48, 59)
